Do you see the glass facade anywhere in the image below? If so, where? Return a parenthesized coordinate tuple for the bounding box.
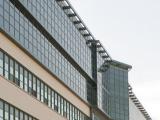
(96, 48, 129, 120)
(0, 0, 87, 100)
(18, 0, 92, 77)
(103, 65, 129, 120)
(0, 98, 38, 120)
(96, 50, 111, 116)
(0, 0, 131, 119)
(0, 50, 90, 120)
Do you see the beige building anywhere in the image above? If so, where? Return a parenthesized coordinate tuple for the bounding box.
(0, 0, 152, 120)
(0, 32, 90, 120)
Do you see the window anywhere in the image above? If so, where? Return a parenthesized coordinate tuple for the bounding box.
(72, 107, 75, 120)
(15, 62, 19, 85)
(20, 111, 24, 120)
(37, 79, 40, 100)
(32, 76, 37, 97)
(24, 114, 28, 120)
(29, 116, 32, 120)
(0, 100, 3, 120)
(4, 55, 9, 79)
(0, 51, 3, 76)
(81, 113, 84, 120)
(4, 103, 9, 120)
(40, 82, 44, 102)
(51, 91, 55, 110)
(77, 111, 80, 120)
(67, 102, 70, 120)
(24, 70, 28, 92)
(10, 106, 14, 120)
(54, 92, 58, 111)
(28, 73, 32, 95)
(9, 58, 14, 81)
(44, 85, 48, 105)
(20, 66, 24, 89)
(63, 100, 67, 117)
(15, 109, 19, 120)
(58, 95, 61, 114)
(48, 88, 51, 107)
(70, 104, 72, 120)
(75, 108, 77, 120)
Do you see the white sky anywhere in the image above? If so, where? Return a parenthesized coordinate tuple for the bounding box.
(69, 0, 160, 119)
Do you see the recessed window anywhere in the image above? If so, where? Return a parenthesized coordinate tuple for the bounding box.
(9, 59, 14, 81)
(4, 103, 9, 120)
(4, 55, 9, 79)
(0, 100, 3, 120)
(0, 51, 3, 76)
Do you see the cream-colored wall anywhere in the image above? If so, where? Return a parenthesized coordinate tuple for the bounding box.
(0, 32, 90, 116)
(0, 76, 67, 120)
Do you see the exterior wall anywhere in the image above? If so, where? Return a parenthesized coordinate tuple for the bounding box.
(0, 98, 38, 120)
(0, 32, 90, 117)
(0, 0, 150, 120)
(18, 0, 92, 77)
(103, 65, 129, 120)
(0, 76, 67, 120)
(0, 0, 89, 101)
(129, 98, 146, 120)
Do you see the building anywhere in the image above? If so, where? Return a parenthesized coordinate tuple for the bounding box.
(0, 0, 151, 120)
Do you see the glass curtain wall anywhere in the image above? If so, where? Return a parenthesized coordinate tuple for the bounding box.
(0, 0, 87, 100)
(104, 65, 129, 120)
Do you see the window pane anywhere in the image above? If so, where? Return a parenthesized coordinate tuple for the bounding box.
(75, 108, 77, 120)
(44, 85, 48, 105)
(61, 98, 63, 116)
(51, 91, 54, 110)
(0, 100, 3, 120)
(28, 73, 32, 94)
(4, 55, 9, 79)
(58, 95, 61, 114)
(70, 105, 72, 120)
(24, 114, 28, 120)
(40, 82, 44, 102)
(54, 92, 58, 111)
(32, 76, 37, 97)
(15, 109, 19, 120)
(9, 58, 14, 81)
(4, 103, 9, 120)
(67, 102, 70, 120)
(15, 62, 19, 86)
(20, 66, 24, 89)
(48, 88, 51, 107)
(28, 116, 32, 120)
(0, 51, 3, 76)
(10, 106, 14, 120)
(63, 100, 67, 117)
(24, 70, 28, 92)
(37, 79, 40, 100)
(20, 111, 23, 120)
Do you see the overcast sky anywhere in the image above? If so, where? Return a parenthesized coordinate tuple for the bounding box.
(69, 0, 160, 119)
